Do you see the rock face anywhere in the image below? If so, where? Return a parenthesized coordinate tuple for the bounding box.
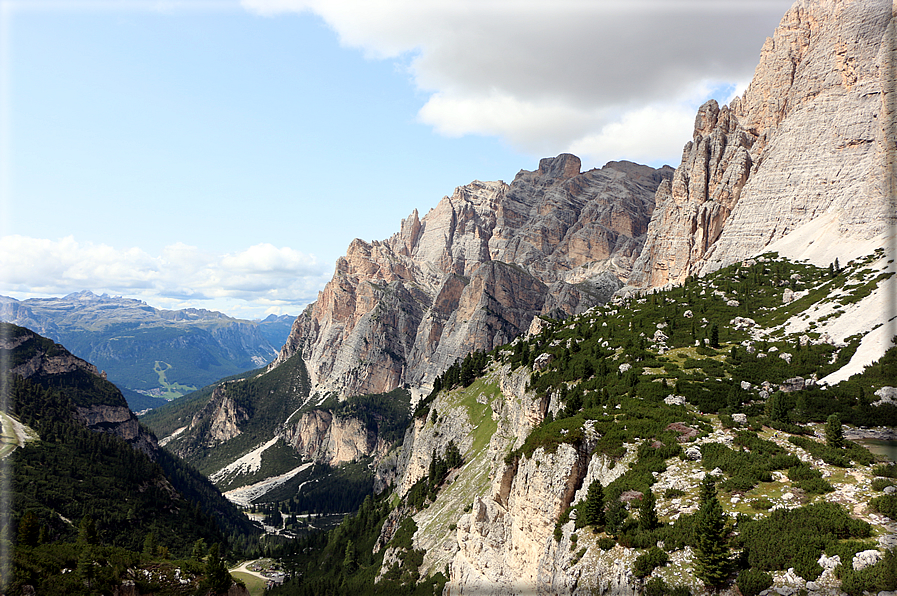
(283, 409, 389, 465)
(629, 0, 894, 287)
(273, 157, 671, 398)
(188, 384, 250, 446)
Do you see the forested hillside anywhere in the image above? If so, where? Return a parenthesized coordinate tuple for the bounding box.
(259, 252, 897, 596)
(0, 324, 261, 595)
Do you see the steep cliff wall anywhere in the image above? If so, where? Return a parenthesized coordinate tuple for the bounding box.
(630, 0, 894, 287)
(272, 157, 671, 399)
(283, 409, 389, 465)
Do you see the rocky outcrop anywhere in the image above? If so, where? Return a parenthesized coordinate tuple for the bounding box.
(630, 0, 894, 286)
(187, 384, 250, 446)
(283, 409, 389, 465)
(75, 404, 157, 455)
(273, 157, 671, 398)
(1, 324, 159, 456)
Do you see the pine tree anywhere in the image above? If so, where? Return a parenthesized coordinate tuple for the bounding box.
(18, 511, 40, 547)
(343, 539, 356, 572)
(584, 481, 605, 527)
(639, 488, 658, 532)
(826, 413, 845, 449)
(203, 543, 233, 594)
(694, 476, 730, 589)
(605, 499, 627, 537)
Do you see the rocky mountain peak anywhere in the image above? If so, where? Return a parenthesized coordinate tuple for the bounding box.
(269, 156, 671, 398)
(534, 153, 581, 181)
(628, 0, 893, 288)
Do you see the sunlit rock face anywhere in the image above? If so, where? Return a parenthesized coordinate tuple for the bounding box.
(630, 0, 894, 288)
(272, 156, 670, 399)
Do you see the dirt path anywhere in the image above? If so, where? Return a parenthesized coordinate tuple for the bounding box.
(229, 560, 271, 583)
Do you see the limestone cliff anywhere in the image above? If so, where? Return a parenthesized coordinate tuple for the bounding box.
(283, 409, 389, 465)
(630, 0, 894, 287)
(272, 157, 671, 398)
(374, 358, 642, 595)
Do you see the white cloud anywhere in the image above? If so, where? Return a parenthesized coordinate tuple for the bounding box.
(0, 235, 330, 318)
(242, 0, 793, 166)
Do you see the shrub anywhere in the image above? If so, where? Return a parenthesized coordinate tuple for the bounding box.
(645, 577, 691, 596)
(750, 498, 773, 511)
(598, 536, 616, 550)
(736, 568, 773, 596)
(873, 463, 897, 478)
(633, 546, 669, 578)
(870, 494, 897, 519)
(872, 478, 895, 491)
(737, 502, 871, 578)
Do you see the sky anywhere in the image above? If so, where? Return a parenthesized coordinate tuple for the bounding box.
(0, 0, 795, 320)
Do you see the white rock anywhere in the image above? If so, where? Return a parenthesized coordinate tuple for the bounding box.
(664, 395, 687, 406)
(853, 549, 882, 570)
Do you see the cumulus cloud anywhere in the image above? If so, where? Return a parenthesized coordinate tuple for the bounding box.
(242, 0, 793, 166)
(0, 236, 330, 317)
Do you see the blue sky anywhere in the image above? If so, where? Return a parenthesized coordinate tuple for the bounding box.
(0, 0, 794, 319)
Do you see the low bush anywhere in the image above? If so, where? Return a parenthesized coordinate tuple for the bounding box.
(873, 463, 897, 478)
(633, 546, 669, 578)
(871, 478, 895, 491)
(870, 494, 897, 519)
(736, 502, 872, 580)
(736, 568, 773, 596)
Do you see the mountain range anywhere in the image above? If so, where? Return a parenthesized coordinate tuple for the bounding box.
(0, 292, 293, 410)
(5, 0, 897, 594)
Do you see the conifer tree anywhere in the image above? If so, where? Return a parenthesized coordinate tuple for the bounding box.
(203, 543, 233, 594)
(694, 476, 730, 589)
(826, 413, 845, 449)
(343, 539, 356, 572)
(18, 511, 40, 548)
(639, 488, 658, 532)
(584, 481, 605, 527)
(605, 499, 627, 537)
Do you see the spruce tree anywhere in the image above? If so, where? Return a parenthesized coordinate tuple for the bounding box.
(605, 499, 627, 537)
(694, 476, 730, 589)
(584, 481, 605, 527)
(203, 543, 233, 594)
(826, 413, 845, 449)
(639, 488, 658, 532)
(343, 539, 357, 572)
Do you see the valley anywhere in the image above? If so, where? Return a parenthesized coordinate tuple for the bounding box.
(3, 0, 896, 594)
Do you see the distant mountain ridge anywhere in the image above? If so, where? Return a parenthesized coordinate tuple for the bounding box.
(0, 291, 294, 408)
